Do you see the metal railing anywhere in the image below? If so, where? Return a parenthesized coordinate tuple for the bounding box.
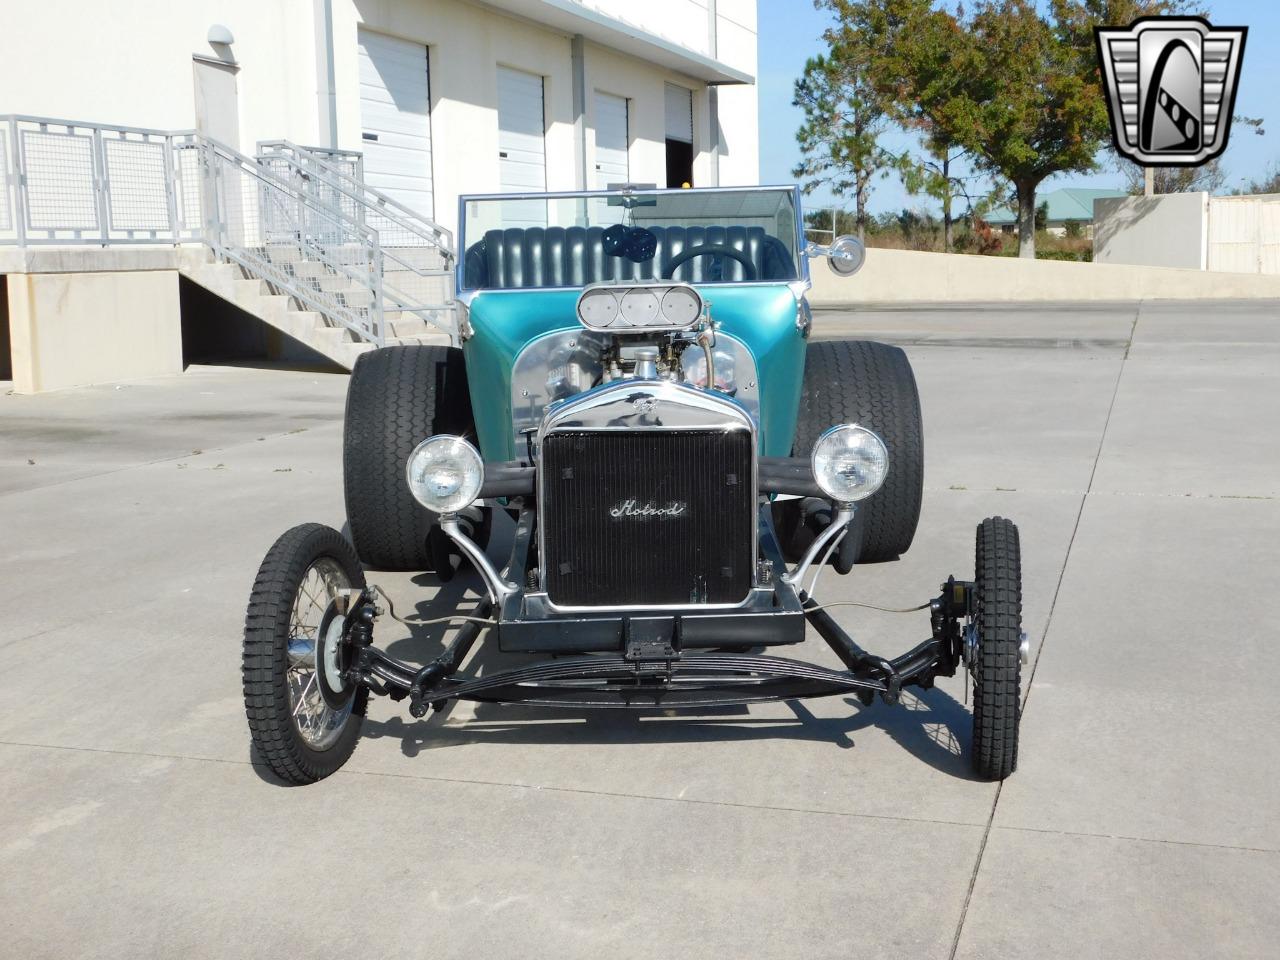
(201, 137, 385, 345)
(1, 115, 460, 345)
(1, 115, 203, 245)
(257, 140, 455, 336)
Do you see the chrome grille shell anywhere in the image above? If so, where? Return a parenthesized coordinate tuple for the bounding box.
(536, 380, 758, 611)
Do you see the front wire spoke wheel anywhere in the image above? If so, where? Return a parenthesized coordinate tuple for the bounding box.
(243, 524, 368, 784)
(285, 559, 351, 750)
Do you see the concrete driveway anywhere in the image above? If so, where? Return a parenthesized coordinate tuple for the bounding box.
(2, 300, 1277, 958)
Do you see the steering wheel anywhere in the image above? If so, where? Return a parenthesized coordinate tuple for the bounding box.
(661, 243, 758, 281)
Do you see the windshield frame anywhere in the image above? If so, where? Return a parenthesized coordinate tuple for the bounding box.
(455, 184, 809, 295)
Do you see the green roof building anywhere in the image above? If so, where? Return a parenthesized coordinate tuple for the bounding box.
(985, 187, 1129, 234)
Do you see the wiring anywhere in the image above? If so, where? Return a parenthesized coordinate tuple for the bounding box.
(369, 584, 498, 628)
(805, 599, 933, 615)
(805, 524, 847, 597)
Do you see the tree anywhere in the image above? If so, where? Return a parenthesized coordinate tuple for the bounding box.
(898, 142, 970, 252)
(1122, 158, 1226, 195)
(792, 49, 893, 242)
(817, 0, 1187, 257)
(1235, 163, 1280, 195)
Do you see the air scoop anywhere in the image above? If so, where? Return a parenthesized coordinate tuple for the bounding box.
(576, 281, 704, 333)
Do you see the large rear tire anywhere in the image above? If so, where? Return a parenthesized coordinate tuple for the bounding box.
(791, 339, 924, 563)
(343, 345, 480, 571)
(970, 516, 1023, 781)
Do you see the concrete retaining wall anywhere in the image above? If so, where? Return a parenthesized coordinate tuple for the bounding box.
(5, 269, 183, 393)
(807, 247, 1280, 306)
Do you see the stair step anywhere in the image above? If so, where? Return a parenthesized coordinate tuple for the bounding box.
(317, 274, 365, 293)
(235, 277, 269, 297)
(263, 243, 303, 263)
(339, 288, 375, 308)
(386, 332, 452, 347)
(311, 324, 358, 346)
(292, 259, 329, 279)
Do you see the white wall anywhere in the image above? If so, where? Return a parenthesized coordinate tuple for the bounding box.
(0, 0, 320, 144)
(1206, 195, 1280, 274)
(1094, 192, 1208, 270)
(0, 0, 759, 238)
(807, 247, 1280, 305)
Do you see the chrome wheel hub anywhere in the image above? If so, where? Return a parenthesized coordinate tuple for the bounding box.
(963, 622, 979, 672)
(286, 558, 354, 751)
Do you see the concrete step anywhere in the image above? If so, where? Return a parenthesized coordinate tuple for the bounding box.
(311, 323, 358, 346)
(179, 255, 378, 372)
(263, 243, 303, 263)
(317, 274, 370, 294)
(234, 277, 270, 298)
(386, 315, 454, 340)
(386, 332, 452, 347)
(292, 259, 329, 279)
(339, 288, 375, 308)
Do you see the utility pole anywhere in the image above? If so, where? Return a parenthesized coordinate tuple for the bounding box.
(1144, 167, 1155, 197)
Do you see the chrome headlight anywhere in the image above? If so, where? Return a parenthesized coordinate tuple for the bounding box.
(811, 424, 888, 503)
(405, 435, 484, 514)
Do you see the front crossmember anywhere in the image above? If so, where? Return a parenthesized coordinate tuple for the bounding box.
(334, 579, 976, 717)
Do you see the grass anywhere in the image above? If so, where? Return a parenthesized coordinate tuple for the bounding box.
(860, 227, 1094, 261)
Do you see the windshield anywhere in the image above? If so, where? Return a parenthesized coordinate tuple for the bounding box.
(459, 187, 802, 291)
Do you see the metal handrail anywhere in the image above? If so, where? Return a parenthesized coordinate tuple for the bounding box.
(258, 139, 452, 252)
(199, 136, 387, 345)
(0, 114, 472, 346)
(257, 140, 456, 339)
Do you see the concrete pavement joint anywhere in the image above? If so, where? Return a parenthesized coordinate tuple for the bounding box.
(946, 301, 1143, 960)
(0, 737, 989, 831)
(993, 824, 1280, 857)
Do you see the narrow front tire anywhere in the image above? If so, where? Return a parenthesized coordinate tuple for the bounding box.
(970, 517, 1023, 781)
(243, 524, 367, 784)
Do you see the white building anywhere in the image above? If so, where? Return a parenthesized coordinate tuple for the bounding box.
(0, 0, 759, 239)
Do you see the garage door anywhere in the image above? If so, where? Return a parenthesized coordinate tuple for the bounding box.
(594, 92, 629, 188)
(497, 66, 546, 226)
(358, 29, 434, 217)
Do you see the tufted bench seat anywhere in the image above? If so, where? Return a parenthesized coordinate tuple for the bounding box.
(463, 224, 797, 289)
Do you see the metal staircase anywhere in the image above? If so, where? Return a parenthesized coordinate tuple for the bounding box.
(0, 115, 458, 368)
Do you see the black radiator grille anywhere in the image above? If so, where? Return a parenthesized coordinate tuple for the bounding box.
(541, 430, 755, 607)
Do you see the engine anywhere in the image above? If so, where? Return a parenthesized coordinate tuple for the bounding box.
(512, 281, 764, 609)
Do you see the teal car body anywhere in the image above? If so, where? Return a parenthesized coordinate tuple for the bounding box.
(462, 283, 807, 461)
(454, 185, 812, 462)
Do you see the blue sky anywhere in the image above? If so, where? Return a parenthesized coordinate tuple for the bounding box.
(756, 0, 1277, 215)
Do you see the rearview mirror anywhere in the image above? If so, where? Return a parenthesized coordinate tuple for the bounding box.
(805, 235, 866, 277)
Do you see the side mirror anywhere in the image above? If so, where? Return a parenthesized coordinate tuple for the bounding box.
(805, 235, 866, 277)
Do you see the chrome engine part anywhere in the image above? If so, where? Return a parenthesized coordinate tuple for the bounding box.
(510, 328, 761, 439)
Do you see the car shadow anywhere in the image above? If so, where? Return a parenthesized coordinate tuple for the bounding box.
(344, 514, 982, 783)
(361, 599, 980, 782)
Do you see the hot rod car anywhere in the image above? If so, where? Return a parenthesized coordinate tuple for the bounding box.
(242, 185, 1026, 784)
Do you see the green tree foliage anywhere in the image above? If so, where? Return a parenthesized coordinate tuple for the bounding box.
(815, 0, 1186, 257)
(792, 47, 893, 242)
